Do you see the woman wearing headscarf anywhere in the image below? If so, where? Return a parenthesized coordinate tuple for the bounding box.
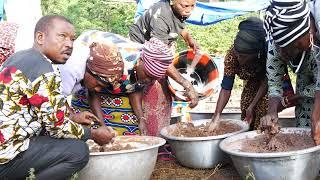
(60, 30, 198, 136)
(209, 17, 294, 130)
(129, 0, 199, 135)
(261, 0, 320, 142)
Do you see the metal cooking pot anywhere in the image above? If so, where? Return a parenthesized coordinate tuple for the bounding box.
(220, 128, 320, 180)
(78, 136, 166, 180)
(160, 119, 249, 169)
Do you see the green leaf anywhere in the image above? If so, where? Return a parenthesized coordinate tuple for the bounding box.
(57, 99, 65, 108)
(70, 123, 79, 136)
(0, 84, 5, 94)
(0, 99, 3, 109)
(32, 81, 41, 94)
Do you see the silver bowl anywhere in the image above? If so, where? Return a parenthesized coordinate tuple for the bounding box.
(160, 119, 249, 169)
(189, 111, 241, 121)
(189, 111, 297, 127)
(220, 128, 320, 180)
(78, 136, 166, 180)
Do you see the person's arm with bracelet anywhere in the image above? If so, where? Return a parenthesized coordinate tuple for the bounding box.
(128, 91, 147, 135)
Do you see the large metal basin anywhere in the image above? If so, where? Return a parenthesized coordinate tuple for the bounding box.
(78, 136, 166, 180)
(220, 128, 320, 180)
(160, 119, 249, 169)
(189, 111, 241, 121)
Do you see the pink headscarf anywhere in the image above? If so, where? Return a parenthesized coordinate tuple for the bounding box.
(141, 38, 174, 78)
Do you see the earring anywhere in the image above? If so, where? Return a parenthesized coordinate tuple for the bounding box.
(170, 0, 174, 5)
(258, 52, 261, 59)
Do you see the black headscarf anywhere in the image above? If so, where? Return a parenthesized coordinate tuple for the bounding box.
(234, 17, 266, 54)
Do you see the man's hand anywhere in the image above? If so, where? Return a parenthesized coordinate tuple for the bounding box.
(244, 105, 254, 125)
(91, 126, 116, 145)
(70, 111, 103, 126)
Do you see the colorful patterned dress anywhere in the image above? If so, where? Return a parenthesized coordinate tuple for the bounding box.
(222, 46, 268, 129)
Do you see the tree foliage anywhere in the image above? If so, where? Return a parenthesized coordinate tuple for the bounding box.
(41, 0, 257, 55)
(41, 0, 136, 36)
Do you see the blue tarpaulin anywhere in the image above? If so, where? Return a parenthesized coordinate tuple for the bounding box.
(135, 0, 270, 26)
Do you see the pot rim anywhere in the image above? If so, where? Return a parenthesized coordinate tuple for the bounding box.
(219, 128, 320, 158)
(89, 136, 166, 156)
(160, 119, 249, 141)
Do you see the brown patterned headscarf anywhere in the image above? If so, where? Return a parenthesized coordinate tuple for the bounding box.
(86, 42, 124, 86)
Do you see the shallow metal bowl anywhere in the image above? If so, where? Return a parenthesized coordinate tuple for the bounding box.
(78, 136, 166, 180)
(160, 119, 249, 169)
(220, 128, 320, 180)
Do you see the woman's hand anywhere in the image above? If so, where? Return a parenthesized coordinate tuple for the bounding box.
(260, 113, 280, 135)
(182, 80, 199, 108)
(138, 117, 147, 135)
(312, 91, 320, 145)
(181, 29, 200, 52)
(188, 38, 200, 52)
(208, 113, 220, 131)
(244, 105, 254, 125)
(312, 117, 320, 145)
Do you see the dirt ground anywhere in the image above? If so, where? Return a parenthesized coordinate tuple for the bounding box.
(150, 159, 241, 180)
(151, 159, 320, 180)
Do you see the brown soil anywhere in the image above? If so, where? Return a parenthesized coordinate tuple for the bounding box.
(151, 159, 241, 180)
(241, 133, 315, 153)
(170, 121, 242, 137)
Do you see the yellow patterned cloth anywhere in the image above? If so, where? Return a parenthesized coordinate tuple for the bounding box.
(72, 88, 140, 136)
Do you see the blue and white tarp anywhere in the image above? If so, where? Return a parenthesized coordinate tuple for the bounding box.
(135, 0, 270, 26)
